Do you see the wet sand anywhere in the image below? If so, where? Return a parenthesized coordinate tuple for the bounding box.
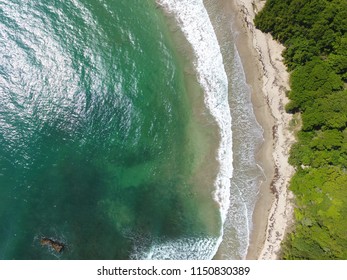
(226, 0, 295, 259)
(158, 0, 295, 259)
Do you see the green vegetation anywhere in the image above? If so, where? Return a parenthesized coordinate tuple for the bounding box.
(255, 0, 347, 259)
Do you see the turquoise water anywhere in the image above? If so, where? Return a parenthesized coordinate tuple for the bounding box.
(0, 0, 221, 259)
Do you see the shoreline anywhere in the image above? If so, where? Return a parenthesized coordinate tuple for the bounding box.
(157, 0, 234, 259)
(157, 0, 295, 259)
(229, 0, 295, 259)
(204, 0, 268, 259)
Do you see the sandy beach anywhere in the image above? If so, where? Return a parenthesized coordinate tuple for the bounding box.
(202, 0, 295, 260)
(158, 0, 296, 259)
(227, 0, 296, 259)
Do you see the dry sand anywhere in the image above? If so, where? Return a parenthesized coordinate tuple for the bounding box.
(229, 0, 296, 259)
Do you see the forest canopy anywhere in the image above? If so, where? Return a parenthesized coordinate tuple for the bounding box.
(255, 0, 347, 259)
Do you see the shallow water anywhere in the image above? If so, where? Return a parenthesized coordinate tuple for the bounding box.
(202, 0, 265, 259)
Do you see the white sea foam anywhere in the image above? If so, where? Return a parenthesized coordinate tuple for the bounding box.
(130, 235, 222, 260)
(231, 45, 264, 230)
(147, 0, 233, 259)
(217, 44, 264, 259)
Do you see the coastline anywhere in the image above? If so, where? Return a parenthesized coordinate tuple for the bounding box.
(157, 0, 295, 259)
(156, 0, 233, 259)
(229, 0, 295, 259)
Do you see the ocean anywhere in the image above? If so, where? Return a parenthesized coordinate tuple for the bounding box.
(0, 0, 263, 259)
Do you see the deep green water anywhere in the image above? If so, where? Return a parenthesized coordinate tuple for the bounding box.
(0, 0, 220, 259)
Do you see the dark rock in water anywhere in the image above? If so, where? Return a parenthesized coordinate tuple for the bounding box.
(40, 237, 64, 253)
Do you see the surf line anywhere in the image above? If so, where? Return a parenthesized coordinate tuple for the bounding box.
(157, 0, 233, 258)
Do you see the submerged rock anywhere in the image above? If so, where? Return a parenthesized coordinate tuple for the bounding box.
(40, 237, 64, 253)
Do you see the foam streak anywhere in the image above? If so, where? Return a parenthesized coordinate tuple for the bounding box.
(156, 0, 233, 259)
